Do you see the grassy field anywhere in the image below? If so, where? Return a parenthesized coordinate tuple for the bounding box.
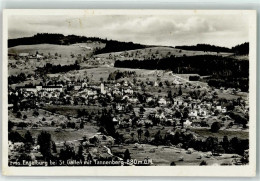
(95, 46, 233, 61)
(53, 67, 201, 85)
(111, 144, 239, 166)
(190, 128, 249, 140)
(216, 90, 248, 100)
(9, 109, 73, 123)
(42, 105, 102, 117)
(16, 123, 99, 143)
(8, 43, 105, 76)
(82, 46, 235, 67)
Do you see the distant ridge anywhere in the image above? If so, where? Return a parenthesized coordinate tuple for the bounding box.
(8, 33, 248, 55)
(8, 33, 147, 54)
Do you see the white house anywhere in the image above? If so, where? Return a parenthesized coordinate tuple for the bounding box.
(199, 109, 207, 117)
(86, 89, 97, 96)
(112, 117, 119, 124)
(36, 54, 44, 60)
(184, 120, 192, 128)
(158, 98, 167, 106)
(128, 97, 138, 104)
(155, 112, 166, 120)
(116, 104, 124, 111)
(146, 97, 153, 103)
(221, 107, 227, 113)
(124, 88, 133, 95)
(123, 81, 128, 87)
(18, 53, 29, 57)
(100, 83, 106, 94)
(216, 106, 222, 111)
(74, 85, 81, 91)
(189, 110, 198, 119)
(20, 85, 63, 92)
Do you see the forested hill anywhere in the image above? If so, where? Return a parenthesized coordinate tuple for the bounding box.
(8, 33, 102, 47)
(115, 55, 248, 77)
(175, 43, 249, 55)
(8, 33, 147, 53)
(115, 55, 249, 91)
(231, 42, 249, 55)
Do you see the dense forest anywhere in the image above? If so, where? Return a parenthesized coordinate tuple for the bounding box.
(36, 62, 80, 75)
(114, 55, 249, 91)
(94, 40, 146, 54)
(175, 43, 249, 55)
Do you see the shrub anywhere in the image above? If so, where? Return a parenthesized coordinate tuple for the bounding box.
(211, 122, 221, 133)
(33, 111, 39, 117)
(24, 131, 34, 144)
(189, 75, 200, 81)
(16, 112, 22, 118)
(200, 160, 207, 166)
(123, 149, 131, 162)
(170, 161, 176, 166)
(18, 122, 27, 129)
(200, 121, 209, 127)
(9, 131, 24, 143)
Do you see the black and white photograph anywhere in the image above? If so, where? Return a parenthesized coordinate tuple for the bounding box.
(1, 9, 257, 176)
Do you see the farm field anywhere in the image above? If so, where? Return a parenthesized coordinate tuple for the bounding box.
(8, 43, 105, 58)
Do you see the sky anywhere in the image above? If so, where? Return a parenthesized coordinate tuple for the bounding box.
(8, 14, 249, 48)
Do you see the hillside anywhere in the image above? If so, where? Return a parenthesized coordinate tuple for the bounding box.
(8, 43, 105, 76)
(8, 43, 105, 58)
(91, 46, 233, 64)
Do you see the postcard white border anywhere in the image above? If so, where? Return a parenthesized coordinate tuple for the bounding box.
(2, 9, 257, 177)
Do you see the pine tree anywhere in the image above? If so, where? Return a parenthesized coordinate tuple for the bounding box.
(37, 131, 52, 159)
(24, 131, 34, 144)
(123, 149, 131, 162)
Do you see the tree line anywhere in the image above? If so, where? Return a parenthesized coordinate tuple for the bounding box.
(175, 44, 231, 53)
(107, 70, 137, 80)
(8, 73, 27, 84)
(94, 40, 146, 54)
(175, 42, 249, 55)
(36, 62, 80, 75)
